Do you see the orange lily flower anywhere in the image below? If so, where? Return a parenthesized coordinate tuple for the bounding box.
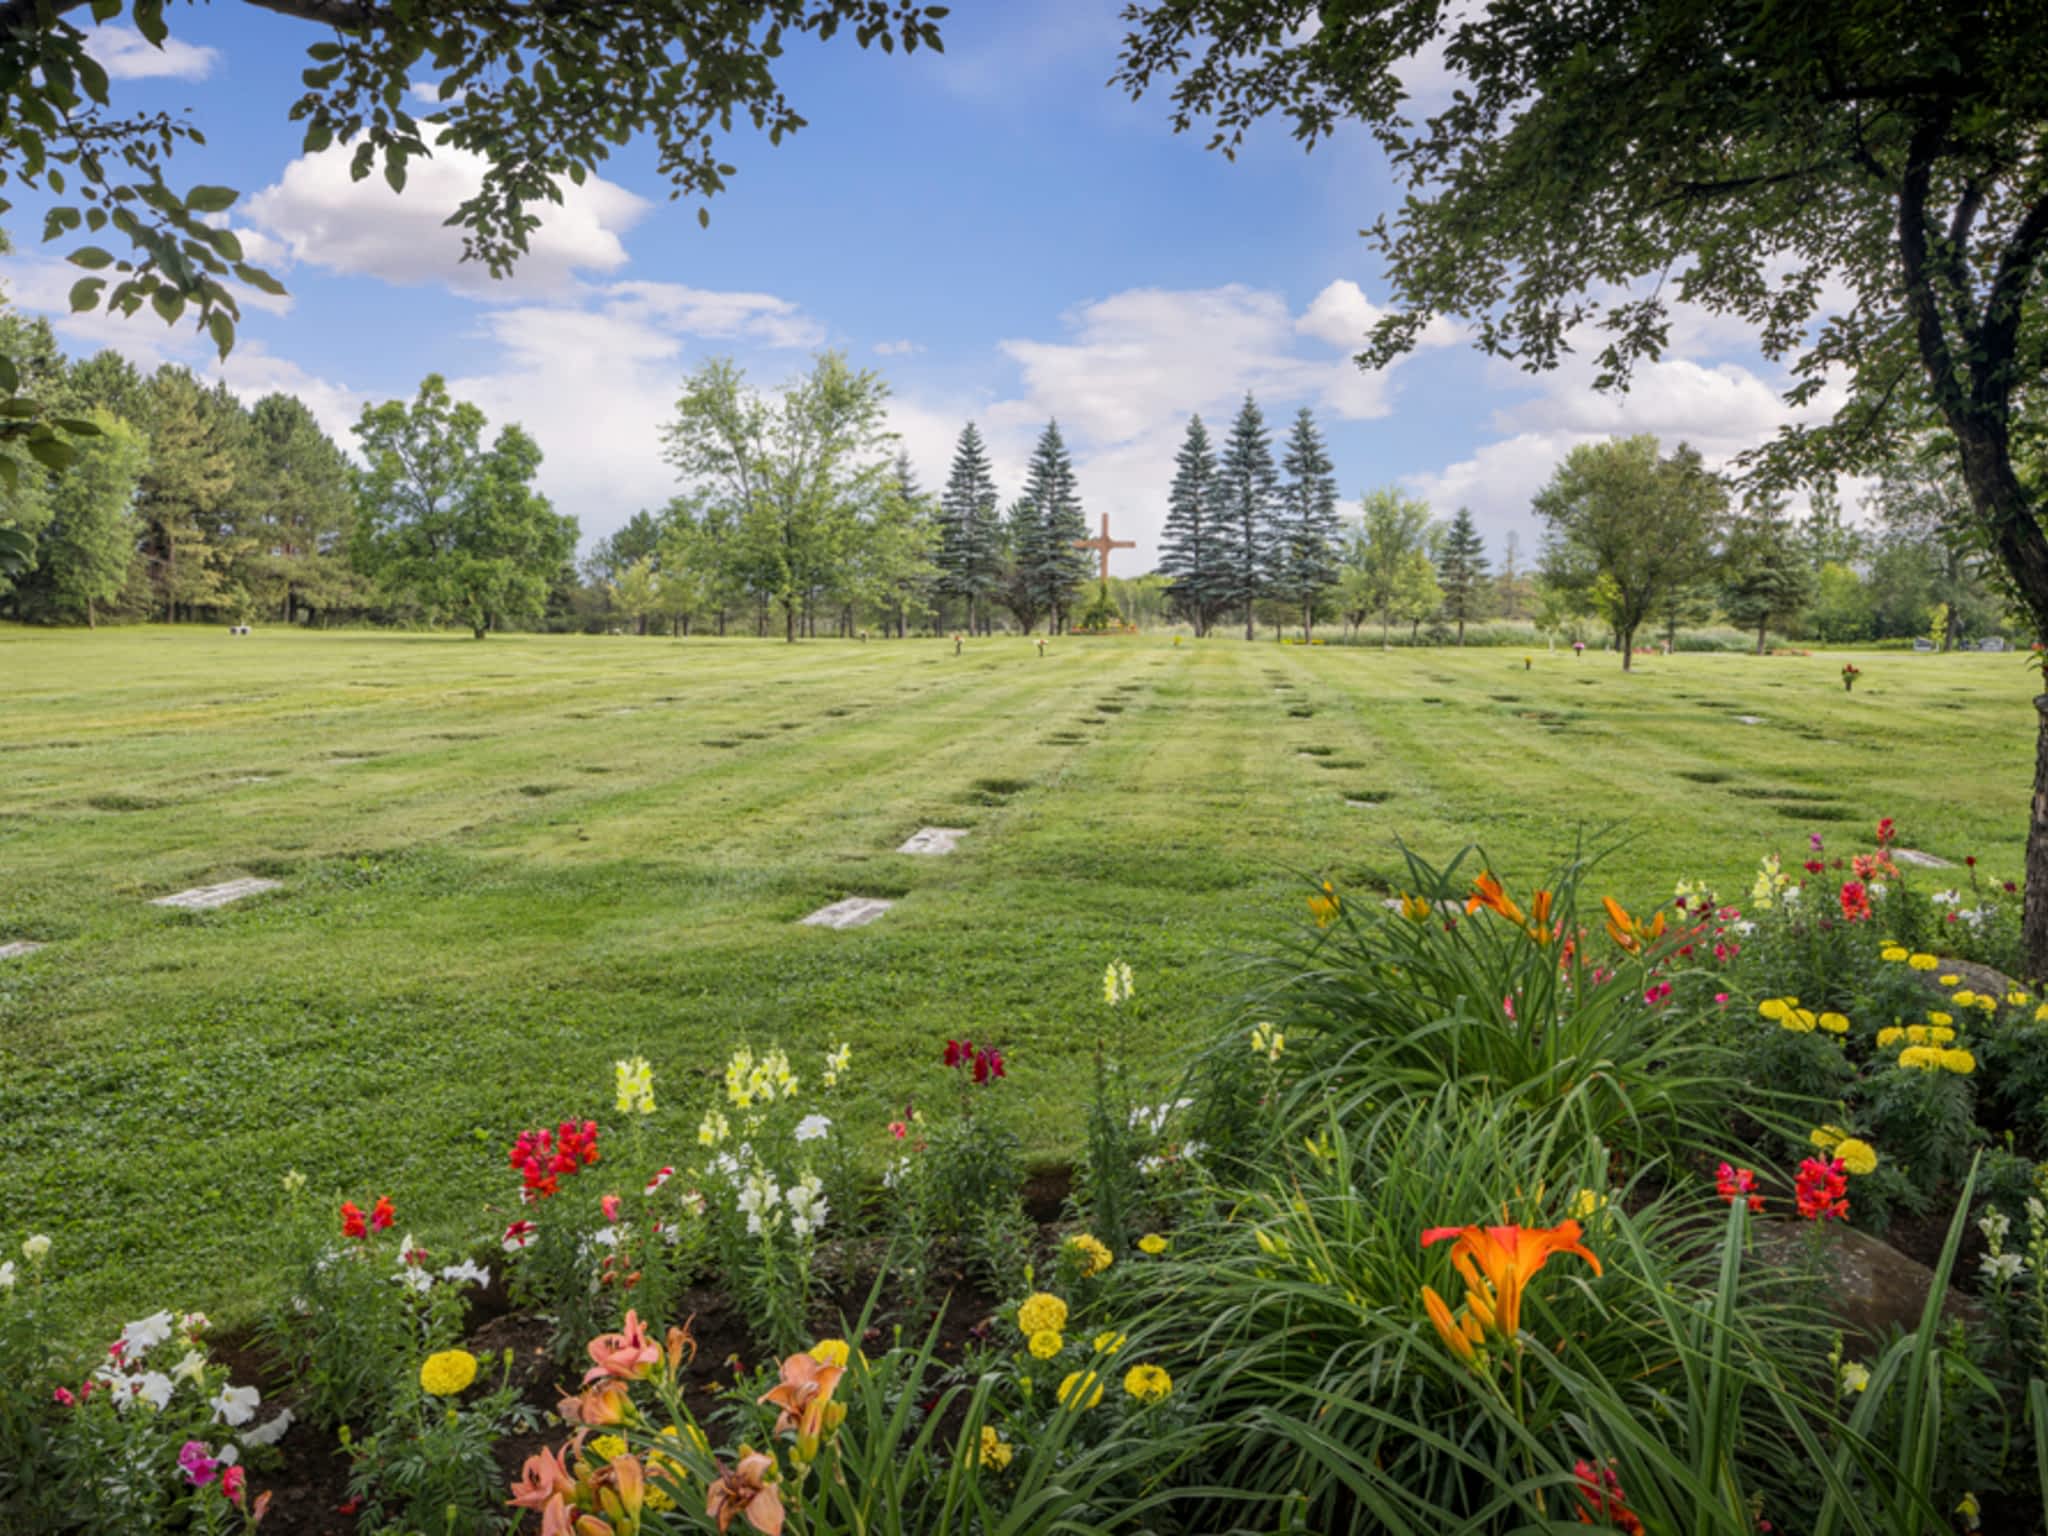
(1466, 871, 1524, 924)
(1307, 879, 1341, 928)
(559, 1379, 633, 1427)
(1602, 896, 1666, 954)
(1399, 892, 1431, 921)
(587, 1309, 663, 1383)
(510, 1446, 579, 1512)
(1421, 1221, 1602, 1339)
(1526, 888, 1556, 946)
(666, 1317, 699, 1376)
(706, 1449, 785, 1535)
(1420, 1284, 1484, 1361)
(593, 1455, 646, 1534)
(758, 1351, 844, 1455)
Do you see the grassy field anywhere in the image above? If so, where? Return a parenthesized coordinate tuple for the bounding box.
(0, 625, 2036, 1331)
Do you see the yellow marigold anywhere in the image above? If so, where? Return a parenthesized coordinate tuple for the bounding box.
(591, 1434, 629, 1462)
(1929, 1026, 1956, 1044)
(1056, 1370, 1104, 1410)
(1929, 1011, 1953, 1026)
(1880, 945, 1909, 962)
(1940, 1049, 1977, 1075)
(2006, 991, 2030, 1006)
(1942, 975, 1963, 989)
(1810, 1125, 1846, 1151)
(1898, 1046, 1941, 1071)
(1138, 1233, 1168, 1256)
(810, 1338, 850, 1368)
(2036, 1003, 2048, 1023)
(1091, 1330, 1127, 1355)
(1974, 993, 1997, 1012)
(1905, 1025, 1931, 1044)
(1951, 989, 1975, 1006)
(1017, 1293, 1068, 1337)
(1781, 1008, 1818, 1034)
(1027, 1329, 1064, 1360)
(978, 1424, 1013, 1470)
(1122, 1363, 1173, 1404)
(1834, 1138, 1879, 1176)
(1908, 953, 1938, 971)
(1877, 1027, 1905, 1049)
(1818, 1011, 1850, 1035)
(1758, 998, 1790, 1020)
(1068, 1233, 1114, 1277)
(419, 1349, 478, 1397)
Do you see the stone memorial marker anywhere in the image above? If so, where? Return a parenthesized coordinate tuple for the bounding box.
(898, 827, 968, 855)
(151, 877, 282, 910)
(1979, 636, 2008, 652)
(801, 896, 894, 929)
(1912, 638, 1935, 652)
(1891, 849, 1954, 868)
(1735, 715, 1764, 725)
(0, 940, 44, 960)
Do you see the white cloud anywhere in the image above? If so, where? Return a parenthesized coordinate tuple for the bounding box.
(606, 282, 823, 349)
(83, 22, 218, 81)
(874, 339, 922, 356)
(244, 132, 648, 298)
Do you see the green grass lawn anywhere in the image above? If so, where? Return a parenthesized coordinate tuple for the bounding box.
(0, 625, 2034, 1332)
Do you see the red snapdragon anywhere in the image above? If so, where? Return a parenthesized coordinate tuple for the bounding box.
(1715, 1163, 1763, 1214)
(1795, 1157, 1850, 1222)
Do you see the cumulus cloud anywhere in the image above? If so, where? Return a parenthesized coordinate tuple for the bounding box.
(244, 132, 648, 298)
(83, 22, 218, 80)
(874, 339, 922, 356)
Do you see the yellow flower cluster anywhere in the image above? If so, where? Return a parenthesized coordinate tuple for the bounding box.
(613, 1054, 655, 1116)
(1307, 879, 1341, 928)
(1092, 1330, 1127, 1355)
(419, 1349, 478, 1397)
(1028, 1329, 1064, 1359)
(1570, 1187, 1608, 1221)
(821, 1041, 852, 1089)
(723, 1045, 798, 1109)
(1877, 1023, 1958, 1049)
(1880, 944, 1909, 963)
(1908, 952, 1939, 971)
(1249, 1022, 1285, 1062)
(1835, 1138, 1879, 1175)
(1017, 1293, 1068, 1337)
(1138, 1233, 1169, 1256)
(978, 1425, 1014, 1469)
(1897, 1045, 1976, 1074)
(1068, 1233, 1114, 1277)
(1122, 1363, 1173, 1403)
(1399, 891, 1431, 921)
(1057, 1369, 1105, 1410)
(810, 1338, 851, 1368)
(697, 1108, 730, 1147)
(1760, 998, 1821, 1033)
(1102, 959, 1135, 1006)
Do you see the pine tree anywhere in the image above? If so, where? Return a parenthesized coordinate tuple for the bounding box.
(938, 422, 1000, 633)
(1019, 419, 1089, 632)
(1271, 407, 1340, 637)
(1722, 508, 1817, 654)
(1158, 414, 1227, 636)
(1437, 507, 1490, 644)
(1216, 393, 1279, 640)
(998, 495, 1048, 632)
(136, 368, 235, 623)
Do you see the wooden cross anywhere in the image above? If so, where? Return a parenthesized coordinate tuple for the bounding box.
(1074, 513, 1135, 582)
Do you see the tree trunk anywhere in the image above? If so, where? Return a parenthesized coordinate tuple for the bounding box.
(86, 597, 96, 629)
(472, 624, 487, 640)
(1457, 615, 1466, 645)
(785, 601, 796, 642)
(1756, 619, 1767, 655)
(1620, 625, 1634, 672)
(1244, 599, 1255, 641)
(2029, 696, 2048, 983)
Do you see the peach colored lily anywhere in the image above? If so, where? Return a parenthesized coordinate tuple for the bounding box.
(706, 1449, 785, 1535)
(559, 1380, 633, 1427)
(1421, 1221, 1601, 1340)
(586, 1309, 662, 1383)
(593, 1454, 645, 1535)
(666, 1316, 699, 1375)
(758, 1350, 844, 1451)
(510, 1446, 579, 1512)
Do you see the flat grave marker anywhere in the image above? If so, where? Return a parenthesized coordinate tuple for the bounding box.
(801, 896, 894, 929)
(1892, 849, 1954, 868)
(0, 940, 44, 960)
(151, 877, 282, 911)
(898, 827, 968, 855)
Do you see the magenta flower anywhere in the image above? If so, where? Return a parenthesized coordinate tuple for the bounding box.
(178, 1440, 220, 1487)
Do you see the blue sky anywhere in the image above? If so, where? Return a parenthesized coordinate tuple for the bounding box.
(0, 6, 1835, 566)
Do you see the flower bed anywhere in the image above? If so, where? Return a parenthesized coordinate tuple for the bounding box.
(6, 840, 2048, 1534)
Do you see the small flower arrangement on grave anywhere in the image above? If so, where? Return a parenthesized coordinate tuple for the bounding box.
(1841, 661, 1862, 691)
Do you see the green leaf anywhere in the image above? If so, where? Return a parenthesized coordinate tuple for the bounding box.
(302, 123, 333, 154)
(302, 62, 344, 89)
(150, 288, 187, 325)
(0, 356, 18, 394)
(26, 434, 78, 473)
(89, 0, 122, 20)
(208, 311, 235, 359)
(205, 225, 244, 261)
(232, 263, 288, 297)
(383, 154, 407, 195)
(133, 0, 167, 46)
(184, 184, 239, 214)
(306, 41, 342, 62)
(68, 276, 106, 312)
(52, 417, 103, 437)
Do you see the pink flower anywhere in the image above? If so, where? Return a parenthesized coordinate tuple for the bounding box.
(502, 1219, 538, 1252)
(888, 1120, 908, 1140)
(220, 1465, 246, 1505)
(52, 1386, 74, 1407)
(1809, 833, 1824, 852)
(1643, 982, 1673, 1006)
(645, 1167, 674, 1193)
(601, 1193, 622, 1223)
(178, 1440, 220, 1487)
(1714, 992, 1730, 1006)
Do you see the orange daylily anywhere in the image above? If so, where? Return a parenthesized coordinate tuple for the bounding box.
(1468, 872, 1556, 946)
(510, 1446, 579, 1513)
(1307, 880, 1341, 928)
(666, 1317, 699, 1376)
(559, 1379, 633, 1427)
(1602, 896, 1667, 954)
(1420, 1284, 1484, 1361)
(592, 1455, 646, 1535)
(1399, 892, 1431, 921)
(706, 1449, 785, 1536)
(1421, 1221, 1602, 1340)
(758, 1351, 844, 1455)
(587, 1309, 663, 1383)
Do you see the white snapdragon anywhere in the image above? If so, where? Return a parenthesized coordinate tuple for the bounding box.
(785, 1175, 828, 1239)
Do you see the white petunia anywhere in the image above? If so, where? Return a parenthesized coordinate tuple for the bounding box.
(172, 1350, 208, 1384)
(0, 1261, 14, 1290)
(119, 1311, 177, 1360)
(439, 1259, 491, 1288)
(795, 1114, 831, 1143)
(211, 1383, 261, 1427)
(589, 1227, 621, 1249)
(243, 1409, 293, 1447)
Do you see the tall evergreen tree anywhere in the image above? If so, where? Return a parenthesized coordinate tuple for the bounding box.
(1436, 507, 1491, 644)
(244, 394, 360, 625)
(1158, 414, 1227, 636)
(1216, 393, 1279, 640)
(1018, 419, 1090, 632)
(1721, 508, 1817, 654)
(997, 495, 1048, 633)
(31, 409, 145, 627)
(136, 367, 235, 623)
(1271, 406, 1340, 637)
(937, 422, 1000, 633)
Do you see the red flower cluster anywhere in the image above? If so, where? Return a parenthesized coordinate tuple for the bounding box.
(942, 1038, 1006, 1085)
(1795, 1157, 1850, 1222)
(1838, 881, 1873, 922)
(509, 1121, 602, 1202)
(340, 1196, 395, 1240)
(1875, 816, 1895, 847)
(1573, 1459, 1645, 1534)
(1715, 1163, 1763, 1214)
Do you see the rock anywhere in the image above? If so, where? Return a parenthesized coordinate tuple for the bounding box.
(1752, 1220, 1977, 1345)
